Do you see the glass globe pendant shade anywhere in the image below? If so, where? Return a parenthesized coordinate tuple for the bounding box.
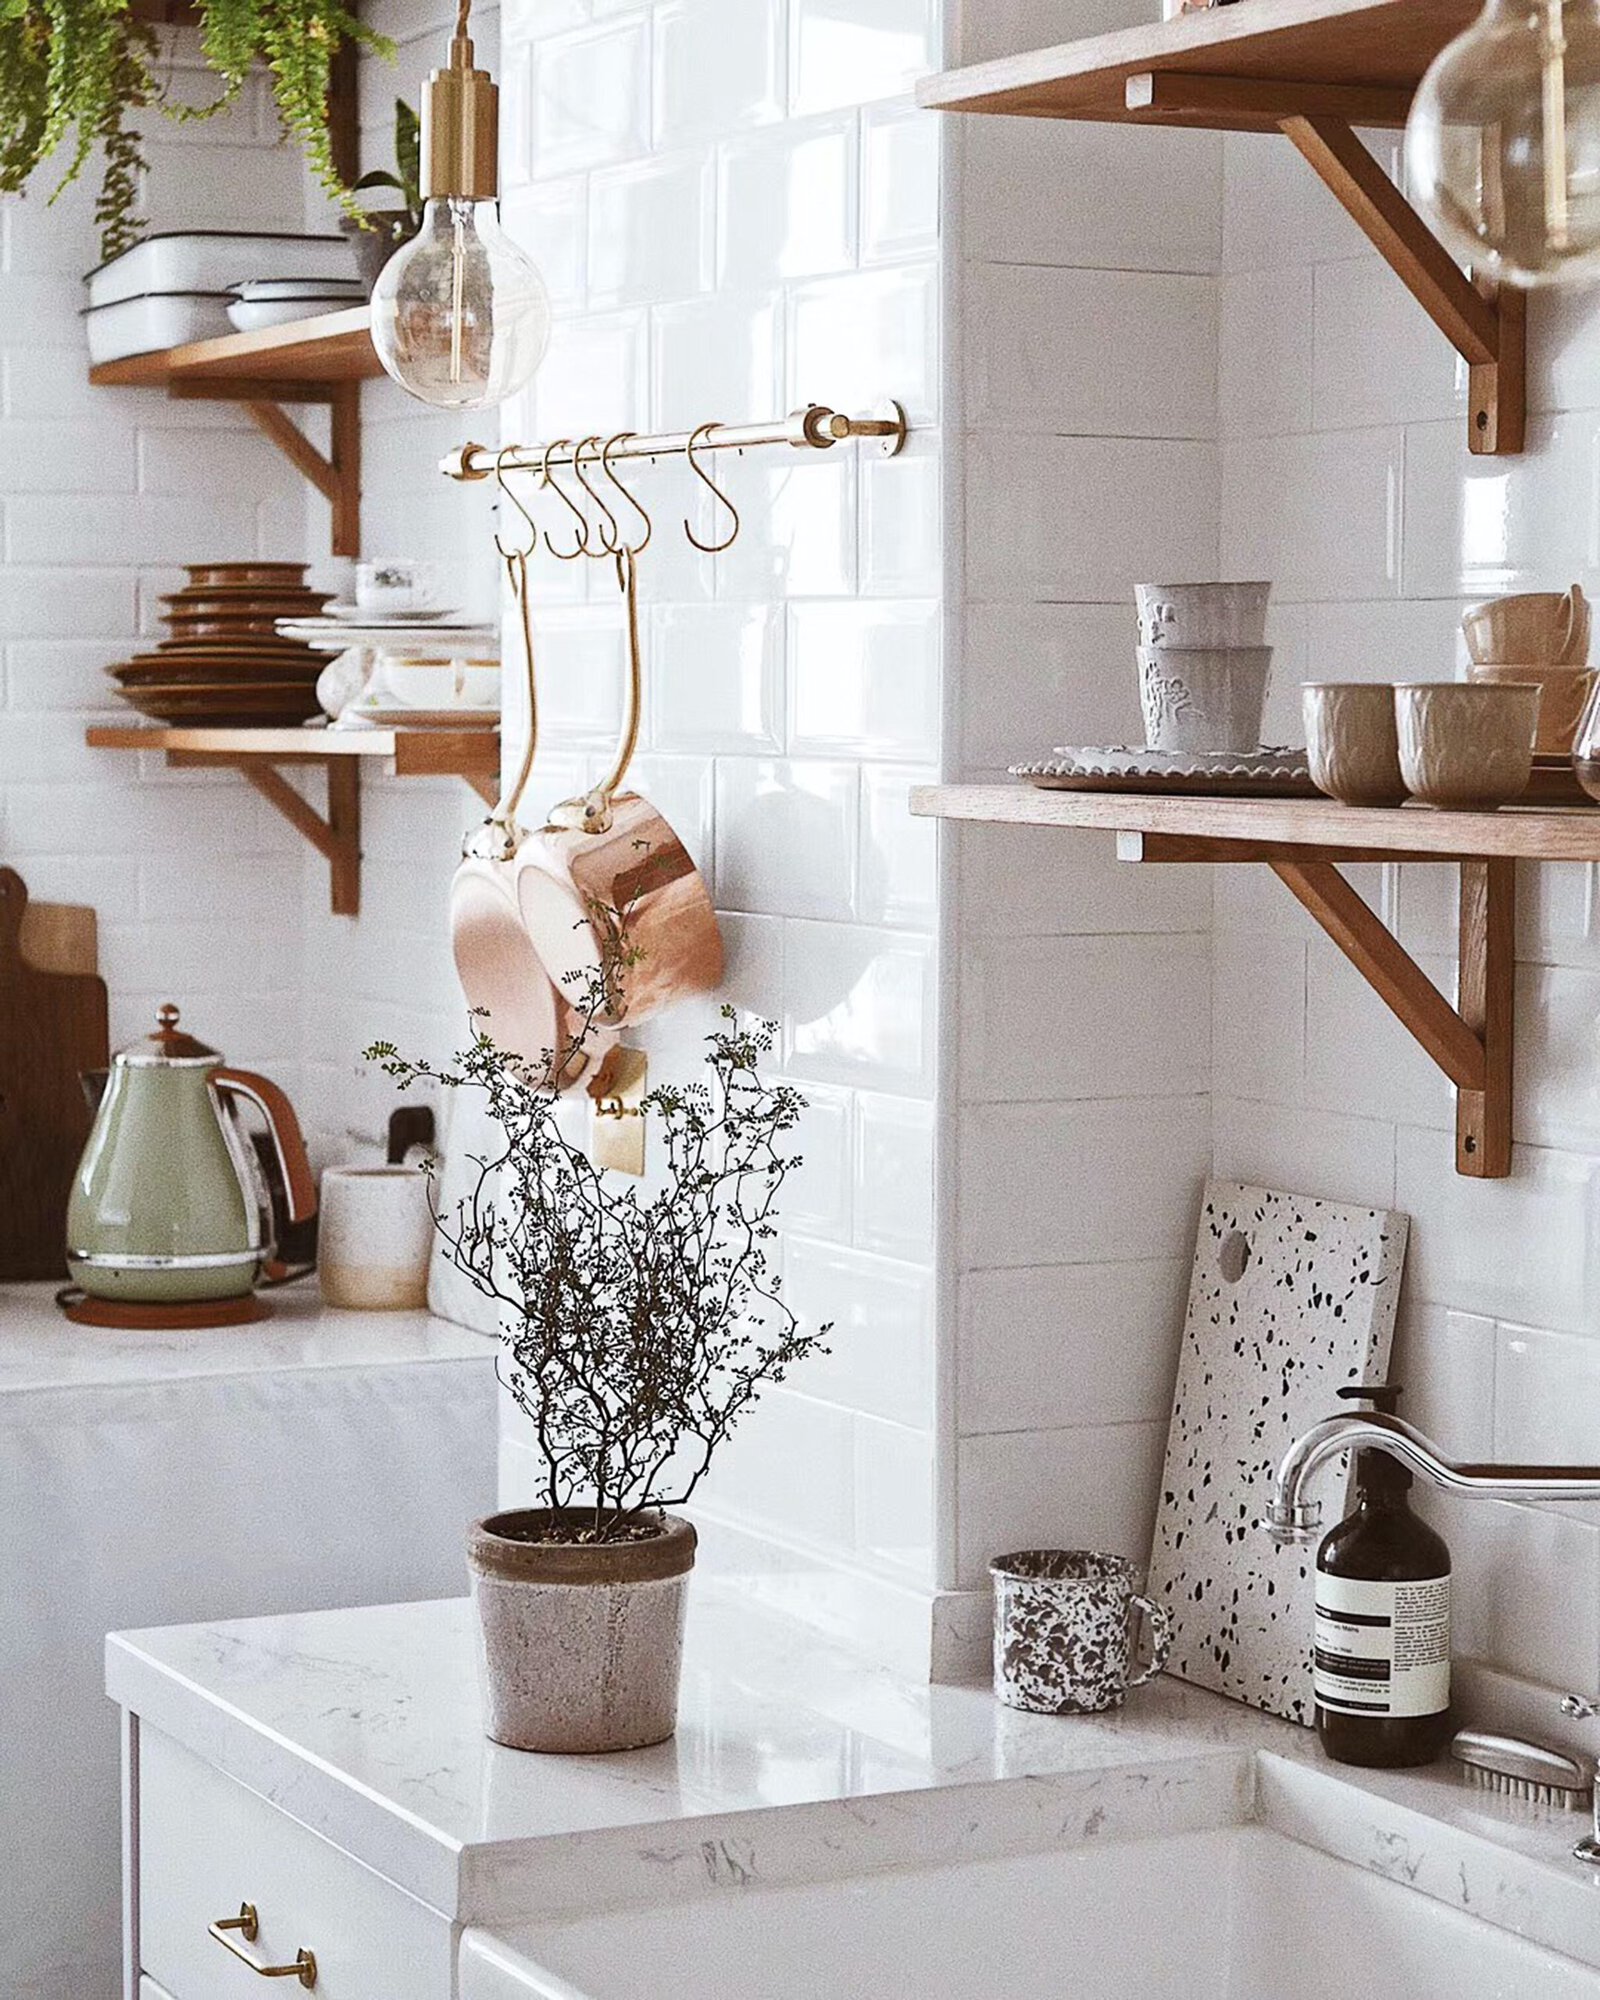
(370, 22, 551, 408)
(372, 197, 550, 410)
(1405, 0, 1600, 287)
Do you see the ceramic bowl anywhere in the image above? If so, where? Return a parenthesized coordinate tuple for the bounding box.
(1138, 645, 1272, 753)
(1135, 581, 1270, 649)
(1461, 587, 1590, 666)
(369, 655, 501, 711)
(1302, 683, 1407, 807)
(1467, 661, 1595, 756)
(1394, 682, 1542, 810)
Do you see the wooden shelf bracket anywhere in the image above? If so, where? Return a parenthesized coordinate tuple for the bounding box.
(169, 751, 362, 917)
(1119, 833, 1515, 1176)
(1126, 82, 1526, 455)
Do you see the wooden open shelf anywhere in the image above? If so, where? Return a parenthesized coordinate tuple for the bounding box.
(88, 725, 499, 917)
(89, 312, 380, 555)
(911, 784, 1600, 1180)
(919, 0, 1523, 454)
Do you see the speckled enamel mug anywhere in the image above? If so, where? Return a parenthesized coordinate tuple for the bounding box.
(991, 1550, 1174, 1716)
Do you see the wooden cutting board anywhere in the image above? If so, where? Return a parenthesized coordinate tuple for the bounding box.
(0, 868, 110, 1280)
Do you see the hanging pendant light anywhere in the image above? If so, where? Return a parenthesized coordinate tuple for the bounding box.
(371, 0, 551, 408)
(1405, 0, 1600, 287)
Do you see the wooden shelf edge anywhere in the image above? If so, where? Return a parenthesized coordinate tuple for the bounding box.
(88, 310, 380, 389)
(909, 784, 1600, 861)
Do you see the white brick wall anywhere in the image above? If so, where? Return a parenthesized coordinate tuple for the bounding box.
(1216, 125, 1600, 1704)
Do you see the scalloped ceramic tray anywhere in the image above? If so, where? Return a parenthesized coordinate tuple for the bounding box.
(1015, 746, 1317, 797)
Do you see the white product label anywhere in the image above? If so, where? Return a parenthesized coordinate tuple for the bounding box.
(1314, 1572, 1450, 1719)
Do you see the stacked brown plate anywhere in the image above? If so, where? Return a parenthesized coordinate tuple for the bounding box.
(108, 562, 332, 725)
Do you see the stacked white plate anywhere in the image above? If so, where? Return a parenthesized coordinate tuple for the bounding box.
(227, 276, 368, 332)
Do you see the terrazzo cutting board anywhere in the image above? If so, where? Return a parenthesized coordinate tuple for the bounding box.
(1146, 1179, 1408, 1725)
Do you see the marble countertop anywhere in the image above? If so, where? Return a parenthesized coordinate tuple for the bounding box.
(107, 1585, 1600, 1963)
(0, 1279, 491, 1397)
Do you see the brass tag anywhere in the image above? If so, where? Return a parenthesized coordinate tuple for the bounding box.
(587, 1044, 648, 1177)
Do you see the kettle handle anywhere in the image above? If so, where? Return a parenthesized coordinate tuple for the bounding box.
(211, 1069, 318, 1226)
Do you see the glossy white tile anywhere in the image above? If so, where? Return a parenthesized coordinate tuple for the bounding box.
(789, 0, 936, 115)
(960, 935, 1212, 1103)
(956, 824, 1212, 940)
(587, 151, 715, 307)
(967, 264, 1217, 441)
(958, 603, 1145, 773)
(529, 19, 651, 178)
(779, 1081, 855, 1244)
(1391, 1300, 1497, 1457)
(715, 758, 859, 920)
(959, 1259, 1190, 1436)
(1213, 932, 1304, 1101)
(1218, 266, 1312, 440)
(859, 762, 938, 927)
(653, 293, 781, 429)
(1312, 257, 1465, 432)
(1211, 1096, 1398, 1211)
(1221, 428, 1401, 602)
(789, 599, 940, 759)
(854, 1089, 935, 1256)
(718, 118, 857, 287)
(786, 1236, 936, 1427)
(788, 263, 940, 429)
(958, 1097, 1209, 1269)
(956, 1421, 1168, 1589)
(650, 604, 783, 753)
(861, 434, 942, 598)
(717, 456, 858, 600)
(529, 309, 647, 439)
(784, 922, 935, 1094)
(862, 103, 939, 264)
(1494, 1320, 1600, 1463)
(655, 0, 784, 147)
(852, 1416, 935, 1576)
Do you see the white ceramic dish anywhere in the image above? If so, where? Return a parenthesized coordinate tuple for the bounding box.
(1019, 747, 1314, 797)
(323, 601, 457, 625)
(85, 231, 352, 309)
(335, 706, 500, 730)
(278, 617, 496, 657)
(82, 291, 234, 363)
(232, 276, 366, 301)
(226, 296, 366, 333)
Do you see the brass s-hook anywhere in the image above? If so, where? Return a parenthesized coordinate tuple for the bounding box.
(540, 439, 589, 561)
(684, 422, 740, 554)
(572, 435, 621, 555)
(600, 432, 653, 555)
(492, 443, 539, 563)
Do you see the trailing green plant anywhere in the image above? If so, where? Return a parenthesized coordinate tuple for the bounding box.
(368, 985, 830, 1543)
(350, 94, 419, 232)
(0, 0, 392, 262)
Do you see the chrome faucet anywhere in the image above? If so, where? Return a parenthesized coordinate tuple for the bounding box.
(1263, 1409, 1600, 1546)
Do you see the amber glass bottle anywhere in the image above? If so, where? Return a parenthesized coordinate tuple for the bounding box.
(1314, 1384, 1452, 1769)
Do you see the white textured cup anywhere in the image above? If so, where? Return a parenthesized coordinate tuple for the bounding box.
(1135, 581, 1270, 649)
(355, 558, 437, 615)
(318, 1165, 434, 1310)
(1139, 645, 1272, 752)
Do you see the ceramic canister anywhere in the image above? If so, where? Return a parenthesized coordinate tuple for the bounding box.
(318, 1164, 435, 1310)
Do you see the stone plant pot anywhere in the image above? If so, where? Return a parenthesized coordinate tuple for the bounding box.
(341, 211, 417, 296)
(467, 1508, 696, 1753)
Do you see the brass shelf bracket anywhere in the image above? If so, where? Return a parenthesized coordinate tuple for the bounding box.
(1118, 832, 1515, 1177)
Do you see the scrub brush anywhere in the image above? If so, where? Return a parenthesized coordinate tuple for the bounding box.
(1450, 1730, 1593, 1809)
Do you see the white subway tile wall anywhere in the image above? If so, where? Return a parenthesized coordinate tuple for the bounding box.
(494, 0, 943, 1602)
(1216, 122, 1600, 1697)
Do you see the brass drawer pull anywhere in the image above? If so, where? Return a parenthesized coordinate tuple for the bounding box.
(208, 1903, 318, 1987)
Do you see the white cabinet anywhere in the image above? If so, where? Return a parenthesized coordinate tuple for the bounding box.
(133, 1726, 453, 2000)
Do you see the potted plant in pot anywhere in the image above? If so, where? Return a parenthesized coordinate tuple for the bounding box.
(344, 98, 423, 294)
(368, 995, 829, 1755)
(1, 0, 388, 261)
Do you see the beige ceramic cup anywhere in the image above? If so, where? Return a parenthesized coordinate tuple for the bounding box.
(318, 1164, 435, 1309)
(1461, 587, 1590, 666)
(1302, 683, 1407, 806)
(1394, 682, 1541, 809)
(1468, 662, 1595, 756)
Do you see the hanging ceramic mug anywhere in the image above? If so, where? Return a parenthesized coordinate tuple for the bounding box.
(990, 1549, 1174, 1715)
(448, 497, 613, 1091)
(514, 543, 723, 1029)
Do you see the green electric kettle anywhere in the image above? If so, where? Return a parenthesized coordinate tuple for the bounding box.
(66, 1004, 317, 1306)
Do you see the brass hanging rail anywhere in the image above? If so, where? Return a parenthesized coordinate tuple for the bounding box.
(439, 401, 909, 481)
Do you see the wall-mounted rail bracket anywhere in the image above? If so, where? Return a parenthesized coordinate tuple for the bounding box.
(1117, 833, 1515, 1176)
(1126, 82, 1526, 455)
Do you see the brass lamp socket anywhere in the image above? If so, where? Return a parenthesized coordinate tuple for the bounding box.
(422, 36, 499, 202)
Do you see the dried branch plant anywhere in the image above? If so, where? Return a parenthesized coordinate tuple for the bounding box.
(368, 983, 829, 1544)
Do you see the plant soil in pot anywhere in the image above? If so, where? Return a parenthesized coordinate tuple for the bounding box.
(468, 1508, 696, 1753)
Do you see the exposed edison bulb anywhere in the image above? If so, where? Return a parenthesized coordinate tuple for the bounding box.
(1405, 0, 1600, 287)
(372, 196, 550, 410)
(370, 18, 551, 408)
